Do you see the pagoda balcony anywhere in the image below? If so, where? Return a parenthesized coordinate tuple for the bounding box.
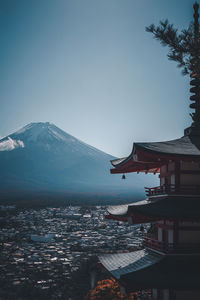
(145, 184, 200, 197)
(144, 237, 200, 254)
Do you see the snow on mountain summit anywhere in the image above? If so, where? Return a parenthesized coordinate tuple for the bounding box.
(12, 122, 72, 143)
(0, 122, 109, 158)
(0, 122, 158, 200)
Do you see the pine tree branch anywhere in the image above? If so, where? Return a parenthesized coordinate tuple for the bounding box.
(146, 20, 197, 75)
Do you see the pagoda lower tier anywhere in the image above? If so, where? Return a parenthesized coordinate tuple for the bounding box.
(99, 250, 200, 299)
(106, 196, 200, 224)
(106, 197, 200, 255)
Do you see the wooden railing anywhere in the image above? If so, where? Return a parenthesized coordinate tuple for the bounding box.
(145, 184, 200, 197)
(144, 237, 200, 253)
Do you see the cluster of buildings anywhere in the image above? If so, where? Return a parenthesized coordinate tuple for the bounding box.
(0, 205, 147, 299)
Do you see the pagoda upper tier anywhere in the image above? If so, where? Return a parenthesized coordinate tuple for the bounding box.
(111, 132, 200, 174)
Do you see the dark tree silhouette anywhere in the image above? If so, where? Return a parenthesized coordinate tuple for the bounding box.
(146, 2, 200, 126)
(146, 20, 194, 75)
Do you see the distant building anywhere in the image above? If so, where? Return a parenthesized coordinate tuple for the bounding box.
(31, 234, 55, 243)
(99, 3, 200, 300)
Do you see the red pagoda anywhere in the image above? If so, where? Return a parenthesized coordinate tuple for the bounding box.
(99, 3, 200, 300)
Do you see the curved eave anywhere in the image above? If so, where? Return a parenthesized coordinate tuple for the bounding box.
(105, 212, 160, 224)
(111, 157, 128, 166)
(99, 250, 200, 292)
(106, 196, 200, 222)
(106, 200, 159, 224)
(110, 164, 160, 174)
(110, 145, 166, 175)
(99, 250, 162, 280)
(107, 200, 148, 217)
(111, 135, 200, 174)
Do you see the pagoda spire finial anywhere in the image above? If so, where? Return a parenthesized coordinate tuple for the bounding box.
(190, 2, 200, 127)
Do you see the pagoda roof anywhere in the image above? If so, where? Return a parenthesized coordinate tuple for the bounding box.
(99, 250, 200, 291)
(107, 196, 200, 222)
(135, 135, 200, 157)
(111, 135, 200, 174)
(99, 249, 161, 280)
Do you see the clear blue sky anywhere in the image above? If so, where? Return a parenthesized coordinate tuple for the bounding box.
(0, 0, 195, 157)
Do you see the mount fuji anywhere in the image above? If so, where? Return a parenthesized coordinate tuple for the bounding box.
(0, 122, 158, 205)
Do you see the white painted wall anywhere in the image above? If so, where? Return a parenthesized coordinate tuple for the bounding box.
(168, 229, 174, 244)
(170, 174, 175, 185)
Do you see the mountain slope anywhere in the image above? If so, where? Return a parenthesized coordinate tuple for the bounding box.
(0, 122, 158, 202)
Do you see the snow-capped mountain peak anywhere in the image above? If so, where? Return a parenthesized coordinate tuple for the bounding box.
(12, 122, 69, 143)
(0, 122, 110, 158)
(5, 122, 80, 146)
(0, 122, 157, 201)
